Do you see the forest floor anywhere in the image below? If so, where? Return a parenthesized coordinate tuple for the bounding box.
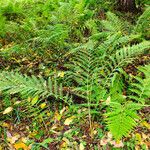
(0, 1, 150, 150)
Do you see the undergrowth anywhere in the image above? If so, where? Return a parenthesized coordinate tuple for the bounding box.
(0, 0, 150, 149)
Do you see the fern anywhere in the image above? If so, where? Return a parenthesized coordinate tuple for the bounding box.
(65, 40, 100, 101)
(0, 4, 150, 142)
(0, 71, 72, 105)
(134, 7, 150, 37)
(129, 64, 150, 104)
(64, 29, 150, 140)
(101, 12, 131, 34)
(105, 102, 141, 140)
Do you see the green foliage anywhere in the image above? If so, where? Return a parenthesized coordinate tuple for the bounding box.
(0, 14, 6, 37)
(101, 12, 130, 34)
(105, 102, 141, 140)
(0, 71, 71, 104)
(0, 0, 150, 144)
(134, 7, 150, 38)
(129, 64, 150, 104)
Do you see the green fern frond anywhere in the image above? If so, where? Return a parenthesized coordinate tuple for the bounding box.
(129, 64, 150, 104)
(105, 102, 141, 140)
(101, 41, 150, 80)
(134, 7, 150, 36)
(101, 12, 130, 34)
(64, 40, 100, 101)
(0, 71, 71, 104)
(33, 24, 69, 48)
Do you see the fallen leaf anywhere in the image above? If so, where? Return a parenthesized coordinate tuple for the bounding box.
(106, 96, 111, 105)
(141, 121, 150, 129)
(60, 137, 70, 149)
(135, 133, 142, 144)
(135, 145, 140, 150)
(79, 143, 85, 150)
(31, 96, 38, 106)
(58, 71, 65, 78)
(110, 140, 124, 148)
(14, 101, 21, 105)
(2, 122, 10, 128)
(14, 142, 29, 150)
(62, 137, 70, 145)
(7, 132, 20, 144)
(64, 116, 75, 125)
(53, 111, 61, 121)
(100, 138, 108, 146)
(47, 112, 51, 117)
(142, 133, 148, 140)
(21, 137, 28, 143)
(107, 132, 113, 139)
(40, 103, 46, 109)
(27, 97, 31, 102)
(28, 131, 38, 138)
(3, 107, 13, 114)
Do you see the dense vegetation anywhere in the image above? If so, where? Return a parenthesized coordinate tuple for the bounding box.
(0, 0, 150, 149)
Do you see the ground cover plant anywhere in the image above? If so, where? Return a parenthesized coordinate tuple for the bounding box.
(0, 0, 150, 149)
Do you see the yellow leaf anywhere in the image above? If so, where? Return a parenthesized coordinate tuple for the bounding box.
(40, 103, 46, 109)
(14, 101, 21, 105)
(2, 122, 10, 128)
(0, 146, 2, 150)
(135, 133, 142, 144)
(28, 131, 38, 138)
(47, 112, 51, 117)
(21, 137, 28, 144)
(141, 121, 150, 129)
(64, 116, 75, 125)
(58, 71, 65, 78)
(14, 142, 29, 150)
(79, 143, 85, 150)
(3, 107, 13, 114)
(31, 96, 38, 106)
(62, 137, 70, 145)
(53, 111, 61, 121)
(106, 96, 111, 105)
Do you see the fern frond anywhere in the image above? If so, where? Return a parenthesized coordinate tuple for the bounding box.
(64, 40, 100, 101)
(0, 71, 71, 104)
(129, 64, 150, 104)
(101, 12, 130, 34)
(134, 7, 150, 36)
(101, 41, 150, 81)
(105, 102, 141, 140)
